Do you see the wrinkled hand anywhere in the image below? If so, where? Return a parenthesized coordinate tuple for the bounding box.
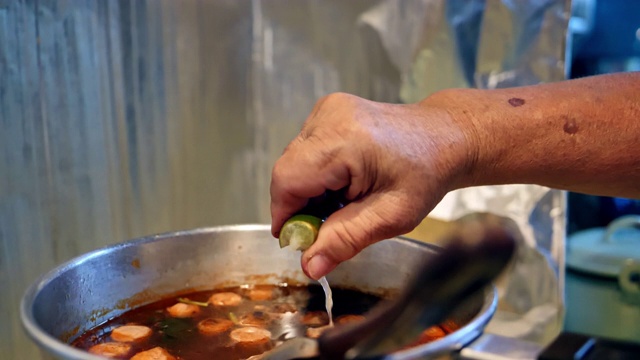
(270, 92, 476, 279)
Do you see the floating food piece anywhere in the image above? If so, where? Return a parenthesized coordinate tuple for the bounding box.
(301, 311, 329, 326)
(230, 326, 272, 348)
(418, 325, 447, 344)
(305, 325, 332, 339)
(238, 311, 269, 327)
(166, 302, 201, 318)
(73, 284, 458, 359)
(402, 325, 447, 349)
(229, 312, 240, 324)
(248, 287, 274, 301)
(421, 325, 446, 339)
(335, 314, 365, 325)
(88, 342, 131, 358)
(197, 318, 235, 336)
(110, 325, 152, 342)
(209, 292, 243, 306)
(177, 297, 209, 307)
(440, 319, 460, 333)
(268, 302, 297, 314)
(130, 346, 176, 360)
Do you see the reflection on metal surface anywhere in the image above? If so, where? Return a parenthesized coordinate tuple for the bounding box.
(1, 0, 569, 357)
(459, 333, 542, 360)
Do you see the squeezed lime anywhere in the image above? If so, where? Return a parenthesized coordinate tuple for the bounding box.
(279, 214, 323, 251)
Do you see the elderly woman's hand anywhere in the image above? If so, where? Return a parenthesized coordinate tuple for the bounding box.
(270, 92, 477, 279)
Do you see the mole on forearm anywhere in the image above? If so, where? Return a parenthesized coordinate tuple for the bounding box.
(563, 116, 579, 135)
(508, 98, 526, 107)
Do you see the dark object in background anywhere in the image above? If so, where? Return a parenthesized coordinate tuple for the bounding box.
(568, 194, 640, 234)
(569, 0, 640, 78)
(567, 0, 640, 234)
(538, 332, 640, 360)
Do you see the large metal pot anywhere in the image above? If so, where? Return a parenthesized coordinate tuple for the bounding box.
(21, 225, 496, 360)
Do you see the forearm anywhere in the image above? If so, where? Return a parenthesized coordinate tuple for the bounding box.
(426, 72, 640, 198)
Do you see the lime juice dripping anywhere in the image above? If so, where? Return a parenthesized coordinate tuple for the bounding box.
(318, 276, 334, 327)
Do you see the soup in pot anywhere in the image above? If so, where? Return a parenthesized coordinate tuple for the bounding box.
(71, 283, 459, 359)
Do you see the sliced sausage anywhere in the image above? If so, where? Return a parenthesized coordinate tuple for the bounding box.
(421, 325, 446, 339)
(209, 292, 243, 307)
(130, 346, 176, 360)
(247, 287, 273, 301)
(440, 319, 460, 333)
(166, 302, 201, 318)
(110, 325, 152, 342)
(305, 325, 331, 339)
(301, 311, 329, 326)
(238, 311, 269, 327)
(230, 326, 272, 348)
(88, 342, 131, 358)
(402, 325, 447, 349)
(197, 318, 235, 336)
(335, 314, 365, 325)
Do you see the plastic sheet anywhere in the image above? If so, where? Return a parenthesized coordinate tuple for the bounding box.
(432, 186, 566, 344)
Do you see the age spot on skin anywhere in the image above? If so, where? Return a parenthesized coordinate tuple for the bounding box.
(508, 98, 525, 107)
(563, 117, 579, 134)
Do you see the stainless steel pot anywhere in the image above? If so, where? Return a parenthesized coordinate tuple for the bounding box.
(21, 225, 496, 360)
(565, 215, 640, 342)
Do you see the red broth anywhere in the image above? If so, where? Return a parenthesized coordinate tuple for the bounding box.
(71, 283, 457, 359)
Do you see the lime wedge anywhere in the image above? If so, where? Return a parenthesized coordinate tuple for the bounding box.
(279, 214, 323, 251)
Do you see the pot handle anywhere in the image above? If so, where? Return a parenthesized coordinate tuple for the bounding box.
(619, 260, 640, 304)
(603, 215, 640, 243)
(602, 215, 640, 302)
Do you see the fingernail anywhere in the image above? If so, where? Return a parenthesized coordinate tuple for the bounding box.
(307, 254, 333, 280)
